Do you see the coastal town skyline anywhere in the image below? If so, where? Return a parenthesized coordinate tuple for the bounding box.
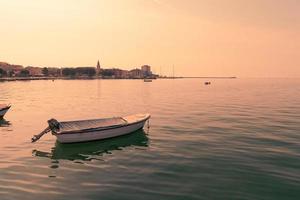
(0, 59, 168, 77)
(0, 60, 158, 79)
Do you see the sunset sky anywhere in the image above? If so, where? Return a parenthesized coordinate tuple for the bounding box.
(0, 0, 299, 77)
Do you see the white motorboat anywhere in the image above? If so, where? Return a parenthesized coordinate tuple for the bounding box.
(32, 113, 151, 143)
(0, 104, 11, 118)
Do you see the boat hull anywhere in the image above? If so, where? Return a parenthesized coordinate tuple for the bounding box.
(55, 119, 148, 143)
(0, 106, 10, 118)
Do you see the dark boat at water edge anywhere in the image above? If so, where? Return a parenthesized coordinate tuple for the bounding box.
(0, 104, 11, 118)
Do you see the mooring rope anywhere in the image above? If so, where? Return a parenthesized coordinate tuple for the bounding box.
(147, 119, 150, 129)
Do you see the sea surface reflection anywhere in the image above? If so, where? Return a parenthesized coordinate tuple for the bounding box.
(0, 78, 300, 200)
(33, 130, 149, 162)
(0, 118, 11, 127)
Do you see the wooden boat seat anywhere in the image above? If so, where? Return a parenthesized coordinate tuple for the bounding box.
(56, 117, 127, 134)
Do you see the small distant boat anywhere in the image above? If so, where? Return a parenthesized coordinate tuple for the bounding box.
(204, 81, 211, 85)
(32, 113, 151, 143)
(144, 79, 152, 82)
(0, 104, 11, 118)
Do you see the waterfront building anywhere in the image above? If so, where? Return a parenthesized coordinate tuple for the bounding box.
(141, 65, 152, 77)
(129, 68, 142, 78)
(0, 62, 24, 76)
(47, 68, 59, 77)
(121, 70, 130, 79)
(25, 66, 43, 76)
(112, 68, 123, 79)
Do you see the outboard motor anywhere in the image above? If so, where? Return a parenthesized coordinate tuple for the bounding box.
(48, 118, 61, 132)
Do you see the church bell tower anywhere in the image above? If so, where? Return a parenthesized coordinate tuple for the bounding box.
(96, 60, 101, 75)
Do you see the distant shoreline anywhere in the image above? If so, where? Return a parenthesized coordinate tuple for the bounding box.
(0, 76, 237, 82)
(162, 77, 237, 79)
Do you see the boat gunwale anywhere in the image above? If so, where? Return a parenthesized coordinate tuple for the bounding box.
(59, 116, 125, 125)
(51, 114, 150, 135)
(0, 105, 11, 112)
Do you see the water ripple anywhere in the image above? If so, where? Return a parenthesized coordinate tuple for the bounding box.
(0, 79, 300, 200)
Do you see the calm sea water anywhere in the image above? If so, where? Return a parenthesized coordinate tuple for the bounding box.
(0, 78, 300, 200)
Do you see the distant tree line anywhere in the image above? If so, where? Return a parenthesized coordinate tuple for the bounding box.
(19, 69, 30, 77)
(62, 67, 96, 77)
(101, 69, 114, 77)
(0, 68, 30, 77)
(0, 67, 96, 78)
(0, 68, 7, 77)
(42, 67, 49, 76)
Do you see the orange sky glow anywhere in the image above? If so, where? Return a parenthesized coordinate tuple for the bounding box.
(0, 0, 299, 77)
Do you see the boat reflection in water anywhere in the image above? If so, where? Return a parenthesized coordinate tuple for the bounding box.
(33, 129, 149, 162)
(0, 118, 11, 127)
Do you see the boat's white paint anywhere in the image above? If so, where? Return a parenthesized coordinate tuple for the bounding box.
(55, 119, 147, 143)
(54, 114, 150, 143)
